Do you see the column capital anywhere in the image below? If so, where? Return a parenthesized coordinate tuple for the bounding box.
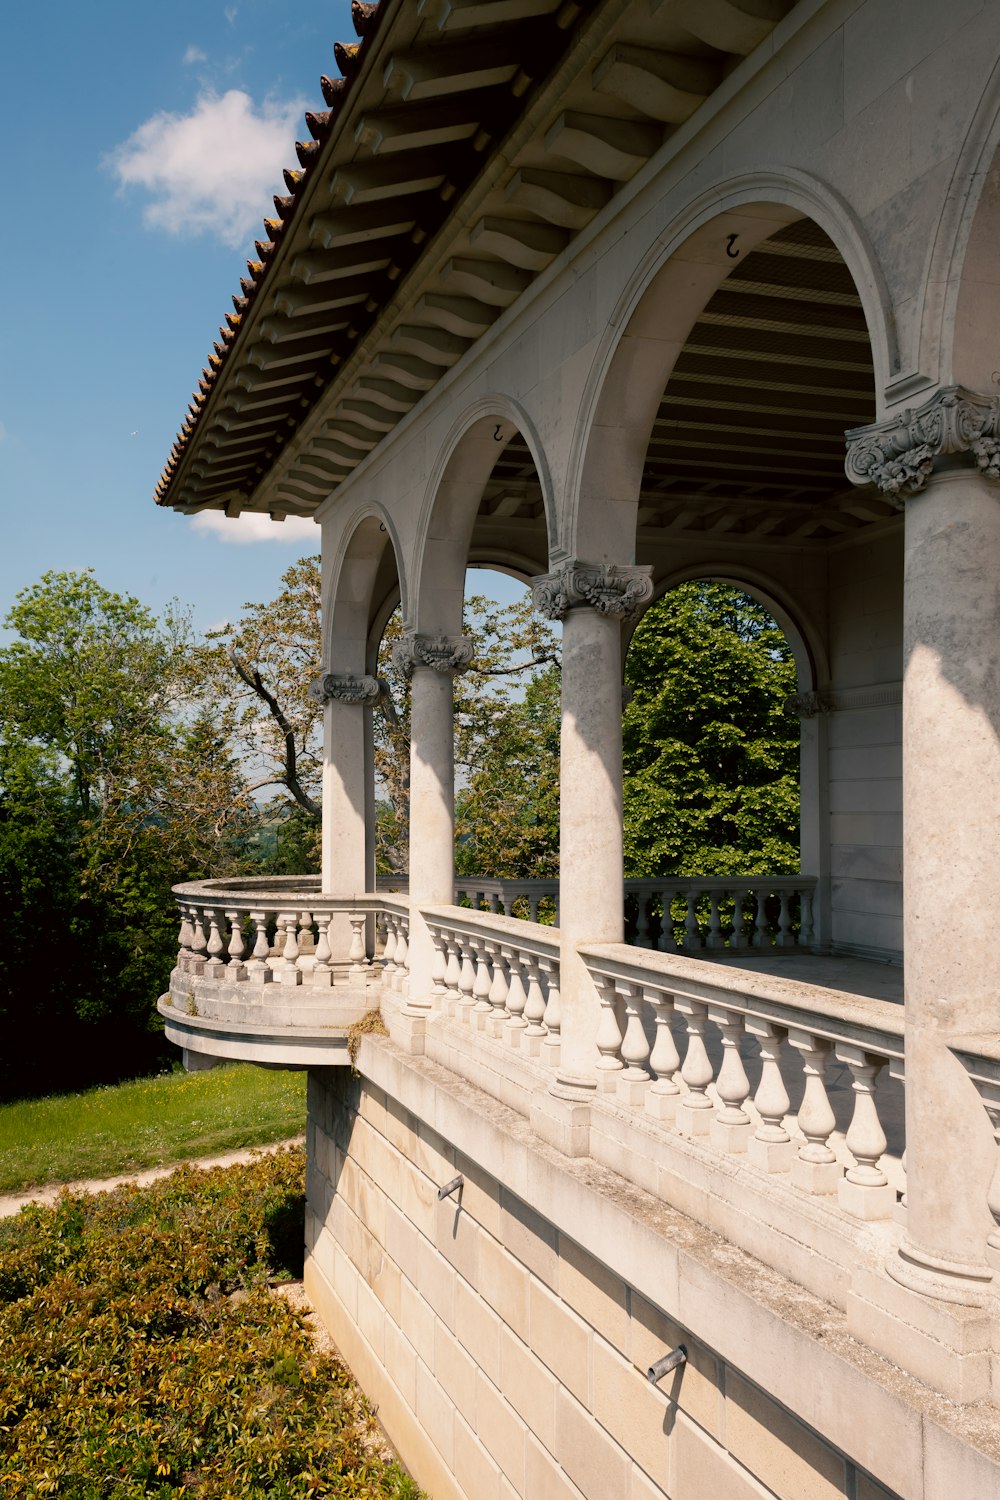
(392, 629, 474, 678)
(845, 384, 1000, 505)
(531, 558, 653, 622)
(308, 671, 382, 706)
(784, 690, 832, 719)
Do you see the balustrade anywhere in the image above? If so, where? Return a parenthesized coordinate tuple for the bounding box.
(581, 946, 906, 1222)
(423, 910, 562, 1068)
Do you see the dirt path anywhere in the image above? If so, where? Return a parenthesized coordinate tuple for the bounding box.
(0, 1135, 305, 1220)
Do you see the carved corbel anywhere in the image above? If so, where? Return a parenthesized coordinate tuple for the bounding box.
(391, 630, 474, 678)
(784, 690, 833, 719)
(531, 559, 654, 622)
(845, 385, 1000, 505)
(308, 671, 383, 705)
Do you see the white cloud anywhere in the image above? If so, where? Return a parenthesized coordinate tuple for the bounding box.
(224, 6, 238, 25)
(190, 510, 318, 544)
(182, 44, 207, 65)
(107, 89, 306, 247)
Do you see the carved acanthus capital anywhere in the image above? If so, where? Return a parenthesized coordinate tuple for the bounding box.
(308, 672, 382, 706)
(784, 691, 833, 719)
(392, 630, 474, 678)
(531, 560, 654, 622)
(845, 385, 1000, 505)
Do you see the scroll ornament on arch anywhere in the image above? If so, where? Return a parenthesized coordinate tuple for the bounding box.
(844, 385, 1000, 506)
(308, 672, 383, 706)
(530, 560, 654, 622)
(391, 630, 475, 678)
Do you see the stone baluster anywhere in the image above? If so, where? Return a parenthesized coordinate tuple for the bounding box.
(177, 905, 194, 972)
(658, 891, 678, 952)
(396, 918, 409, 995)
(645, 987, 680, 1121)
(443, 933, 462, 1011)
(731, 891, 751, 950)
(503, 945, 528, 1042)
(429, 927, 448, 1007)
(798, 887, 815, 948)
(981, 1108, 1000, 1258)
(204, 909, 227, 978)
(313, 913, 334, 988)
(538, 955, 561, 1067)
(753, 889, 771, 948)
(521, 952, 548, 1056)
(381, 913, 398, 983)
(528, 893, 541, 924)
(348, 911, 367, 981)
(706, 892, 725, 950)
(225, 909, 247, 980)
(190, 907, 208, 974)
(485, 941, 508, 1035)
(618, 981, 652, 1105)
(247, 911, 273, 982)
(634, 893, 652, 949)
(777, 889, 794, 948)
(457, 934, 476, 1017)
(594, 974, 624, 1091)
(471, 936, 494, 1029)
(277, 911, 303, 987)
(675, 996, 715, 1136)
(836, 1046, 895, 1219)
(489, 892, 501, 914)
(709, 1006, 752, 1152)
(683, 891, 701, 951)
(788, 1030, 840, 1193)
(746, 1020, 792, 1171)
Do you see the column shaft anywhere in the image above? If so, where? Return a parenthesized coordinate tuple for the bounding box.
(407, 666, 456, 1004)
(895, 469, 1000, 1297)
(558, 606, 625, 1088)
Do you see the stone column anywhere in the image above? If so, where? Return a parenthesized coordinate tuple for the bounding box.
(394, 630, 473, 1041)
(310, 671, 381, 967)
(532, 560, 653, 1099)
(846, 387, 1000, 1325)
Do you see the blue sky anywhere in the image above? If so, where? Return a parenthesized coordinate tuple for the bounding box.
(0, 1, 369, 634)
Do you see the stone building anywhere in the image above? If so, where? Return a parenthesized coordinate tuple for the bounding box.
(156, 1, 1000, 1495)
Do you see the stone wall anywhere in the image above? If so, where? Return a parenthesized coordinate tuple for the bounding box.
(826, 533, 903, 959)
(301, 1046, 990, 1500)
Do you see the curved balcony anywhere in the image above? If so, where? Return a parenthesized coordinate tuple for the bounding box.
(159, 877, 410, 1069)
(159, 873, 819, 1068)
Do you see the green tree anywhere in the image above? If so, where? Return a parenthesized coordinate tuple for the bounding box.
(622, 581, 799, 877)
(0, 571, 255, 1099)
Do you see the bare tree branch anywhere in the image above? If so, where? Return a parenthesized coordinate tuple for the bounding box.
(228, 647, 321, 818)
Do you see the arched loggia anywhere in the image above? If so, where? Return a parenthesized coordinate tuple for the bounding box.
(400, 406, 555, 1017)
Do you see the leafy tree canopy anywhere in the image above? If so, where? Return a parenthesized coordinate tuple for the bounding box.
(622, 581, 799, 877)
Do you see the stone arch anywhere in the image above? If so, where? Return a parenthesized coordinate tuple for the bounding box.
(325, 502, 407, 674)
(569, 172, 897, 560)
(634, 563, 827, 697)
(921, 57, 1000, 389)
(411, 396, 556, 632)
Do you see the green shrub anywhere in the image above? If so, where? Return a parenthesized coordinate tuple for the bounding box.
(0, 1149, 423, 1498)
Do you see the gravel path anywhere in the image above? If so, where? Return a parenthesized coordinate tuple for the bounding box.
(0, 1135, 305, 1220)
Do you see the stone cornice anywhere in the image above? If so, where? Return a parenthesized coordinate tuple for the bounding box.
(392, 631, 474, 677)
(845, 385, 1000, 505)
(308, 671, 382, 705)
(531, 560, 653, 622)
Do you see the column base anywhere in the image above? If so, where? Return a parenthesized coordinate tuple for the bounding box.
(838, 1178, 896, 1221)
(886, 1235, 994, 1307)
(848, 1262, 996, 1403)
(645, 1089, 678, 1124)
(530, 1087, 591, 1157)
(393, 1008, 429, 1055)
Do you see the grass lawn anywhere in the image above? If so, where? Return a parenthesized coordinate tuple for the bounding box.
(0, 1064, 306, 1195)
